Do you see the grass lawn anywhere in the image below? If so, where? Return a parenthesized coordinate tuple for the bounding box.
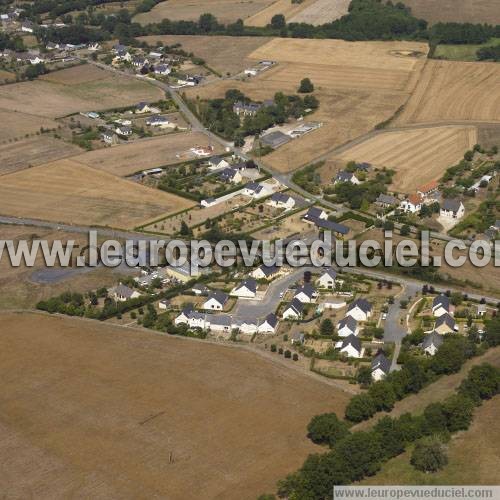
(434, 38, 500, 61)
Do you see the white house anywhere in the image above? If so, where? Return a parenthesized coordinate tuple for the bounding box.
(434, 313, 457, 335)
(110, 284, 141, 302)
(294, 283, 317, 303)
(207, 156, 230, 171)
(371, 352, 391, 381)
(218, 167, 242, 184)
(303, 207, 328, 223)
(115, 125, 132, 137)
(158, 299, 170, 310)
(268, 192, 295, 210)
(336, 334, 363, 358)
(334, 170, 361, 185)
(230, 278, 257, 299)
(258, 313, 278, 334)
(146, 115, 172, 128)
(432, 294, 451, 317)
(88, 42, 100, 51)
(399, 194, 423, 214)
(154, 64, 171, 75)
(440, 199, 465, 220)
(422, 331, 444, 356)
(175, 308, 206, 329)
(21, 21, 34, 33)
(346, 298, 372, 322)
(317, 268, 337, 289)
(208, 314, 232, 336)
(282, 298, 304, 320)
(234, 318, 258, 334)
(243, 182, 272, 199)
(203, 291, 228, 311)
(135, 102, 152, 114)
(337, 316, 359, 338)
(251, 264, 280, 281)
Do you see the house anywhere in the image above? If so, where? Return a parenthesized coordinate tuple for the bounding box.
(290, 332, 305, 345)
(154, 64, 171, 75)
(244, 68, 258, 76)
(88, 42, 100, 51)
(337, 316, 359, 338)
(114, 48, 131, 62)
(422, 331, 444, 356)
(166, 263, 200, 283)
(113, 43, 126, 53)
(145, 115, 171, 128)
(268, 192, 295, 210)
(242, 182, 272, 199)
(303, 207, 328, 223)
(258, 313, 278, 334)
(346, 298, 372, 322)
(417, 180, 439, 198)
(115, 125, 132, 137)
(313, 218, 350, 237)
(208, 314, 232, 336)
(218, 167, 242, 184)
(230, 278, 257, 299)
(158, 299, 170, 310)
(251, 264, 280, 281)
(399, 194, 423, 214)
(200, 197, 217, 208)
(440, 199, 465, 220)
(233, 101, 266, 117)
(101, 130, 117, 145)
(260, 131, 291, 149)
(335, 171, 361, 185)
(207, 156, 230, 171)
(477, 303, 487, 317)
(375, 193, 398, 208)
(434, 313, 457, 335)
(21, 21, 34, 33)
(282, 298, 304, 320)
(110, 284, 141, 302)
(46, 41, 57, 50)
(336, 334, 363, 358)
(192, 284, 209, 296)
(135, 102, 152, 114)
(470, 174, 494, 192)
(203, 291, 228, 311)
(432, 294, 450, 317)
(371, 352, 391, 381)
(132, 56, 149, 68)
(317, 268, 337, 289)
(294, 283, 317, 303)
(175, 308, 206, 329)
(235, 318, 258, 334)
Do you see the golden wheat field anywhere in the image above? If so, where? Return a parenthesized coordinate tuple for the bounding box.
(333, 125, 478, 193)
(0, 159, 194, 228)
(244, 0, 318, 26)
(288, 0, 351, 25)
(395, 60, 500, 125)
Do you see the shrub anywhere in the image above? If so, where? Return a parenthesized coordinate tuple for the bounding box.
(307, 413, 350, 447)
(411, 436, 448, 473)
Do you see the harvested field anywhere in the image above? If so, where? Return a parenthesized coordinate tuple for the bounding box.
(0, 68, 163, 118)
(0, 69, 14, 83)
(187, 39, 428, 172)
(401, 0, 500, 25)
(333, 125, 478, 193)
(245, 0, 317, 26)
(73, 132, 222, 176)
(138, 35, 272, 75)
(289, 0, 351, 25)
(135, 0, 276, 25)
(0, 312, 349, 499)
(0, 136, 82, 176)
(39, 63, 109, 85)
(478, 124, 500, 150)
(395, 60, 500, 125)
(0, 159, 194, 228)
(0, 109, 59, 142)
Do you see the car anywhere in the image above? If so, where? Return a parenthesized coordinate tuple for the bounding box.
(279, 291, 285, 298)
(382, 313, 387, 320)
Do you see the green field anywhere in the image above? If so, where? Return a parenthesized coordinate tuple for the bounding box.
(434, 38, 500, 61)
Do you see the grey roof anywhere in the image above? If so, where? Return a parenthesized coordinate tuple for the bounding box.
(295, 283, 316, 299)
(187, 310, 206, 321)
(435, 313, 455, 330)
(206, 290, 228, 305)
(314, 218, 349, 235)
(433, 294, 450, 310)
(136, 101, 150, 109)
(258, 264, 279, 277)
(376, 193, 398, 205)
(245, 182, 264, 194)
(260, 131, 291, 149)
(262, 313, 278, 328)
(114, 284, 134, 298)
(271, 192, 293, 204)
(208, 155, 224, 165)
(371, 352, 390, 374)
(192, 284, 209, 293)
(336, 170, 356, 182)
(422, 331, 444, 350)
(348, 298, 372, 314)
(155, 64, 169, 71)
(356, 162, 372, 171)
(209, 314, 232, 327)
(286, 298, 304, 314)
(338, 316, 358, 332)
(442, 198, 463, 213)
(236, 278, 257, 294)
(305, 207, 325, 220)
(219, 167, 239, 181)
(321, 268, 337, 280)
(340, 334, 362, 353)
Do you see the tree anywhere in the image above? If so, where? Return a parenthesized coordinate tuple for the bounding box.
(368, 381, 397, 412)
(270, 13, 286, 29)
(284, 349, 292, 359)
(345, 394, 377, 422)
(307, 413, 350, 447)
(298, 77, 314, 93)
(411, 436, 448, 473)
(179, 220, 191, 236)
(431, 336, 467, 374)
(459, 364, 500, 404)
(484, 317, 500, 346)
(320, 318, 334, 336)
(357, 366, 373, 387)
(400, 224, 411, 236)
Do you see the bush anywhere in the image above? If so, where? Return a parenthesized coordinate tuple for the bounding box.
(411, 436, 448, 473)
(284, 349, 292, 359)
(298, 78, 314, 93)
(270, 344, 277, 352)
(307, 413, 350, 447)
(345, 393, 377, 422)
(293, 353, 299, 361)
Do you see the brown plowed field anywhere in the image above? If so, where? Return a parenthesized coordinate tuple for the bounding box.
(0, 312, 349, 499)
